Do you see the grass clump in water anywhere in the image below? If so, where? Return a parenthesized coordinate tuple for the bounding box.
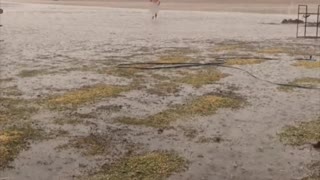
(18, 69, 50, 78)
(0, 126, 40, 169)
(279, 118, 320, 146)
(0, 98, 38, 124)
(147, 82, 181, 96)
(225, 58, 265, 66)
(178, 69, 227, 88)
(293, 61, 320, 69)
(278, 77, 320, 92)
(180, 126, 198, 139)
(118, 94, 244, 128)
(90, 152, 186, 180)
(53, 118, 84, 126)
(48, 85, 128, 108)
(65, 134, 111, 156)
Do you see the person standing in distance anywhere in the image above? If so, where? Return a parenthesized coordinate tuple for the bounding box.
(150, 0, 160, 20)
(0, 8, 3, 27)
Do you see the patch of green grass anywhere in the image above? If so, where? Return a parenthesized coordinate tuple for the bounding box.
(0, 98, 40, 168)
(105, 68, 143, 78)
(258, 47, 290, 54)
(96, 105, 123, 113)
(65, 134, 111, 156)
(147, 82, 181, 96)
(178, 69, 228, 88)
(53, 118, 84, 126)
(293, 61, 320, 69)
(180, 126, 198, 139)
(256, 46, 308, 55)
(0, 126, 40, 169)
(90, 152, 187, 180)
(162, 48, 198, 56)
(279, 118, 320, 146)
(294, 78, 320, 86)
(0, 78, 14, 83)
(156, 54, 191, 64)
(48, 85, 128, 109)
(1, 86, 23, 97)
(118, 94, 244, 128)
(18, 69, 50, 78)
(213, 44, 243, 52)
(53, 112, 96, 125)
(53, 129, 70, 137)
(0, 98, 38, 124)
(150, 73, 170, 81)
(278, 77, 320, 92)
(225, 58, 265, 66)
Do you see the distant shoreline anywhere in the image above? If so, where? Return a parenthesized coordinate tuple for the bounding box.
(3, 0, 320, 14)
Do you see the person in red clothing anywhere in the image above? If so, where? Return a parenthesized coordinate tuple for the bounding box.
(150, 0, 160, 20)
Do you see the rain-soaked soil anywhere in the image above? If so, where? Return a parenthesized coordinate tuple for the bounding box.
(0, 2, 320, 180)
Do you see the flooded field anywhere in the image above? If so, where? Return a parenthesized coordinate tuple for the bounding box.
(0, 2, 320, 180)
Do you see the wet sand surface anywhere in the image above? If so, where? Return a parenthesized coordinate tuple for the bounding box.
(0, 2, 320, 180)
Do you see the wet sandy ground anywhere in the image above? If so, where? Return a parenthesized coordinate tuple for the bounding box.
(1, 2, 320, 180)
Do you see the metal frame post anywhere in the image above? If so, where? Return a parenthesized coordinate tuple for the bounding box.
(317, 5, 320, 37)
(296, 4, 320, 39)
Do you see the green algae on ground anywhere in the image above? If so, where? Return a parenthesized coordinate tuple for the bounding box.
(48, 85, 128, 108)
(0, 126, 40, 169)
(90, 152, 186, 180)
(279, 118, 320, 146)
(178, 69, 228, 88)
(293, 61, 320, 69)
(118, 94, 244, 128)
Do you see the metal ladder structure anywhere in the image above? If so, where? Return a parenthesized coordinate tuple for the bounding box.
(296, 5, 320, 38)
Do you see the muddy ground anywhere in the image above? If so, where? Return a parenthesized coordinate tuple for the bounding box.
(0, 2, 320, 180)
